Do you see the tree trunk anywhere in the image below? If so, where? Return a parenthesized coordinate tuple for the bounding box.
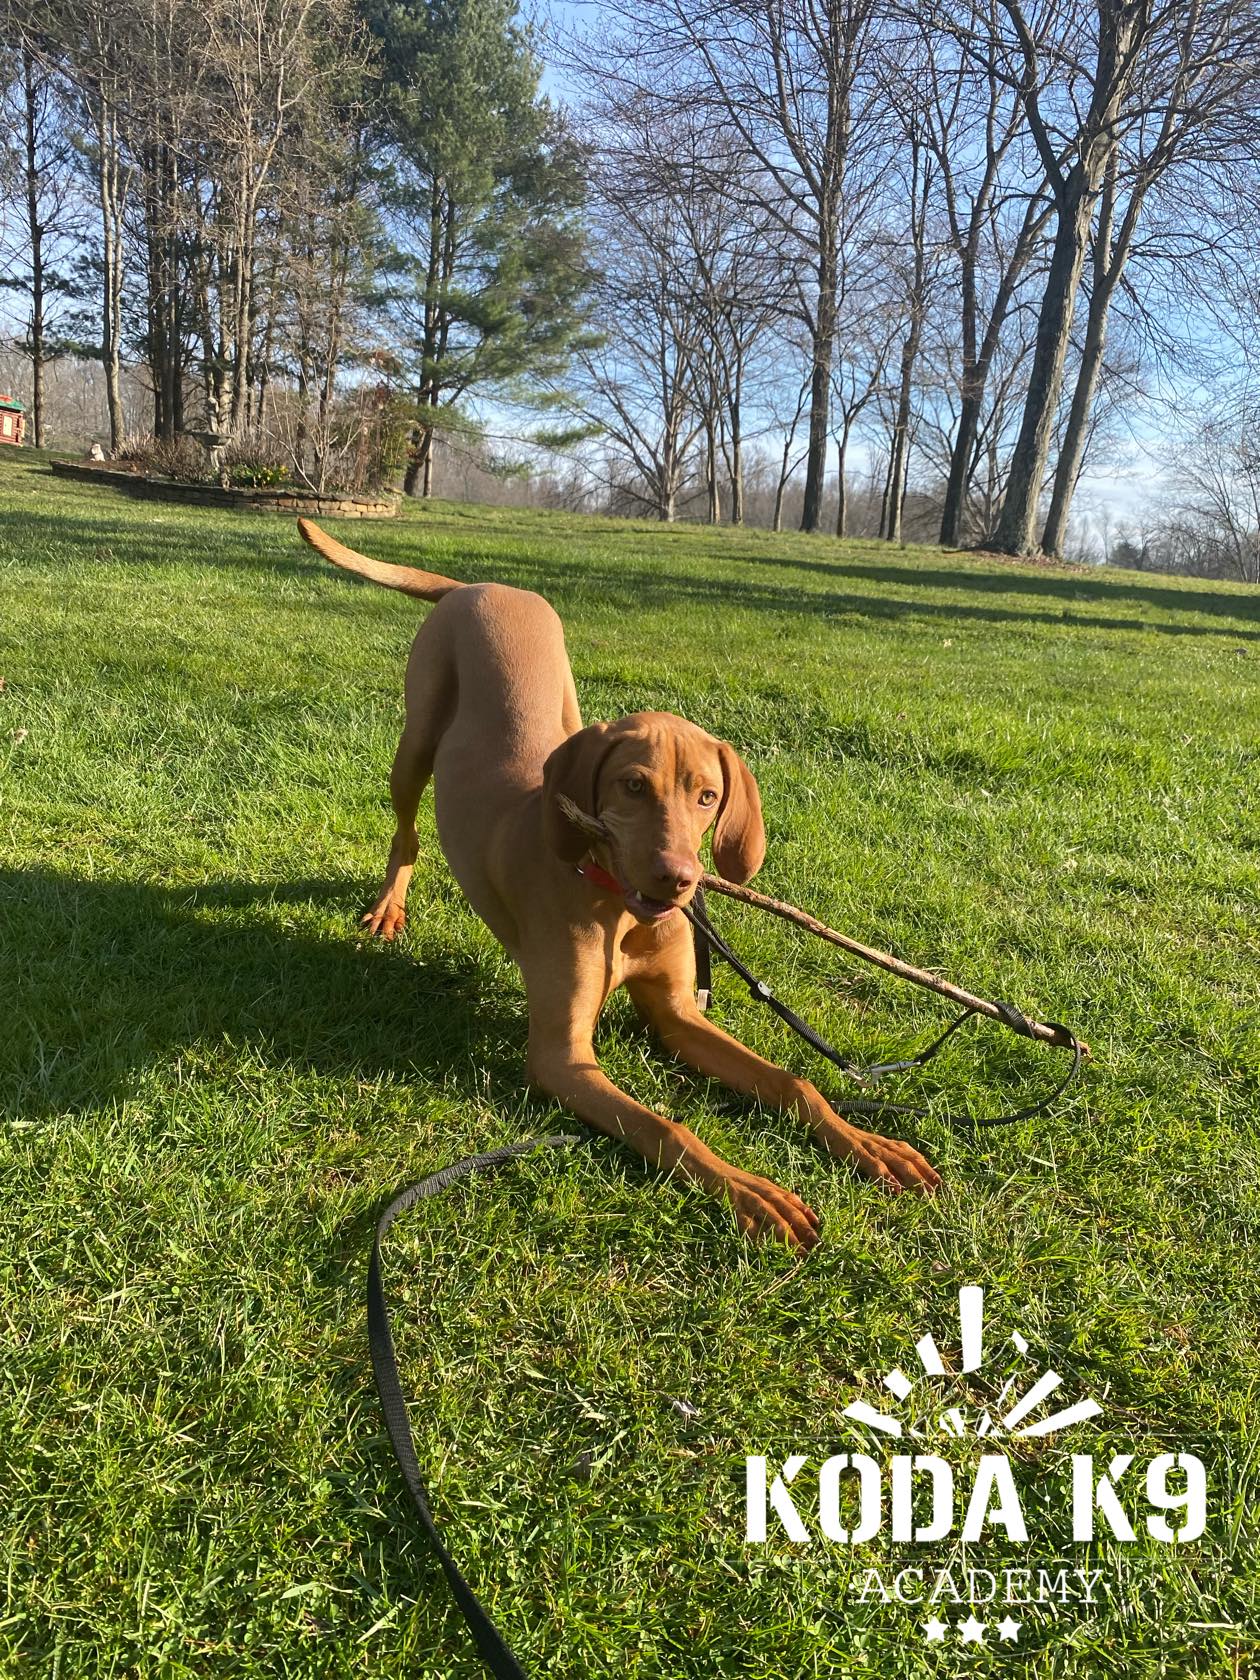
(940, 392, 982, 547)
(407, 182, 447, 500)
(95, 100, 126, 452)
(255, 304, 274, 436)
(656, 453, 677, 522)
(885, 139, 930, 545)
(878, 446, 894, 539)
(154, 160, 181, 444)
(884, 332, 919, 544)
(773, 435, 790, 531)
(938, 197, 1049, 548)
(1039, 278, 1114, 557)
(989, 192, 1094, 555)
(20, 51, 45, 449)
(988, 0, 1144, 560)
(800, 238, 837, 533)
(402, 423, 422, 495)
(938, 236, 979, 550)
(835, 432, 849, 538)
(658, 436, 676, 521)
(728, 398, 743, 526)
(1041, 160, 1143, 558)
(774, 384, 807, 533)
(230, 245, 252, 435)
(403, 413, 438, 497)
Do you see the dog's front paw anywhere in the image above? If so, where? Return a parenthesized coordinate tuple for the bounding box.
(817, 1118, 941, 1194)
(720, 1169, 821, 1252)
(362, 900, 406, 940)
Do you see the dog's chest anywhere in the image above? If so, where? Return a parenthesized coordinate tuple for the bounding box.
(616, 912, 685, 974)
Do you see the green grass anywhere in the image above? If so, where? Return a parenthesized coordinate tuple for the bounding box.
(1, 450, 1258, 1678)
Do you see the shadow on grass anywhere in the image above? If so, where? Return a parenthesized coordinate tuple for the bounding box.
(0, 866, 536, 1127)
(740, 551, 1260, 626)
(499, 552, 1260, 642)
(6, 495, 1258, 644)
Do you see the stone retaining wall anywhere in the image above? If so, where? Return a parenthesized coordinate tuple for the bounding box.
(49, 458, 398, 518)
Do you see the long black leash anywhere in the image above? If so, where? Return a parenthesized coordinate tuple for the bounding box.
(367, 897, 1084, 1676)
(368, 1134, 580, 1679)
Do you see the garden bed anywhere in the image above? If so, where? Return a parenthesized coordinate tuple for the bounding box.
(48, 457, 398, 518)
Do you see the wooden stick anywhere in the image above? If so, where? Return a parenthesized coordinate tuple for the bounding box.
(557, 796, 1087, 1056)
(698, 874, 1086, 1055)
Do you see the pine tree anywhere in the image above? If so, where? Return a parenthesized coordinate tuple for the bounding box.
(365, 0, 587, 495)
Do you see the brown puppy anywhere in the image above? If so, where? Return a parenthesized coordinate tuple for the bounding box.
(298, 519, 940, 1249)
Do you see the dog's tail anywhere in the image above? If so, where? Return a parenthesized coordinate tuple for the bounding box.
(297, 518, 463, 601)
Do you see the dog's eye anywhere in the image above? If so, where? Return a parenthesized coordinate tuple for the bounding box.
(624, 776, 645, 795)
(698, 789, 718, 807)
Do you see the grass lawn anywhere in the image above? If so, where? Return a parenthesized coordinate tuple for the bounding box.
(1, 450, 1258, 1679)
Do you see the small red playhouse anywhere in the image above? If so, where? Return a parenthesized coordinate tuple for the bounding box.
(0, 395, 25, 446)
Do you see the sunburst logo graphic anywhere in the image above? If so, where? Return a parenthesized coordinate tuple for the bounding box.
(842, 1285, 1103, 1443)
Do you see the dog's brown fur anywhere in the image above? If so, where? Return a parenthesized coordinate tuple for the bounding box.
(299, 518, 939, 1249)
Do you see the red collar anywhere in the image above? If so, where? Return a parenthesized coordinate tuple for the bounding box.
(575, 859, 624, 895)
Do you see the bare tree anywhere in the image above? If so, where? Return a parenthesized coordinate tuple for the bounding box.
(830, 305, 893, 537)
(47, 0, 366, 446)
(874, 132, 942, 542)
(577, 0, 883, 533)
(274, 99, 378, 489)
(688, 229, 785, 527)
(48, 0, 137, 450)
(637, 122, 791, 526)
(904, 1, 1053, 546)
(0, 42, 80, 446)
(1159, 390, 1260, 583)
(121, 0, 206, 440)
(201, 0, 350, 434)
(1039, 0, 1260, 554)
(770, 364, 812, 531)
(982, 0, 1166, 555)
(568, 159, 705, 521)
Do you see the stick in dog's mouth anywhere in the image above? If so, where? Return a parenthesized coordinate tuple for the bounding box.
(557, 795, 611, 843)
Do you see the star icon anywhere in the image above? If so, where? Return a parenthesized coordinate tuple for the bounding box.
(923, 1617, 948, 1642)
(996, 1616, 1022, 1643)
(958, 1615, 987, 1644)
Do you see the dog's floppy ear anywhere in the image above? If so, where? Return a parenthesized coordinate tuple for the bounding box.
(542, 722, 616, 861)
(712, 740, 766, 883)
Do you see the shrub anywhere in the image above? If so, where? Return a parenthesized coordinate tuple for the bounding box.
(113, 431, 158, 469)
(226, 460, 288, 489)
(217, 440, 289, 489)
(112, 433, 212, 482)
(149, 436, 214, 483)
